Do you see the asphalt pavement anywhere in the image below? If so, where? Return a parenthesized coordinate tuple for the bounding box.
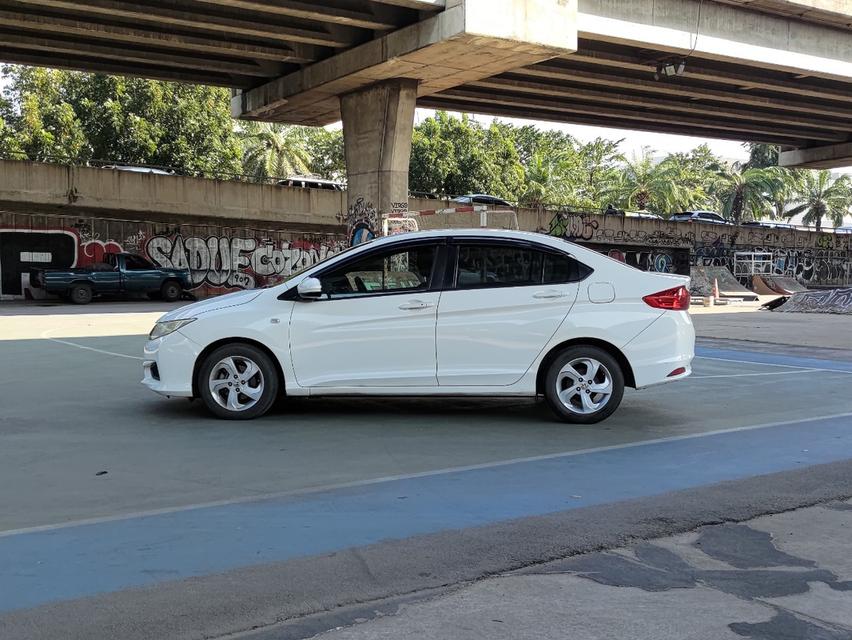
(1, 301, 851, 639)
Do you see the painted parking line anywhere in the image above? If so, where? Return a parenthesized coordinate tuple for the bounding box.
(2, 411, 852, 613)
(695, 346, 852, 374)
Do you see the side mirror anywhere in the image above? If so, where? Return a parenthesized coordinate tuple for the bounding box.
(296, 277, 323, 300)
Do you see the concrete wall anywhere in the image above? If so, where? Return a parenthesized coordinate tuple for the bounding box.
(0, 159, 345, 232)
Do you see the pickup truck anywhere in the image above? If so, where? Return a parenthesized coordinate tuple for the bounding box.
(30, 252, 192, 304)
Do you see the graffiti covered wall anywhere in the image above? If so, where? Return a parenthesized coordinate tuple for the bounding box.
(0, 212, 346, 299)
(543, 209, 852, 288)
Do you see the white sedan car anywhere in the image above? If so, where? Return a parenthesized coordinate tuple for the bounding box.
(142, 230, 694, 423)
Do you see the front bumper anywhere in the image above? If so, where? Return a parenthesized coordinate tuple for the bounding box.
(141, 331, 202, 398)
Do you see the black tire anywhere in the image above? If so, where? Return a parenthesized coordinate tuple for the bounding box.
(68, 283, 93, 305)
(196, 343, 279, 420)
(544, 345, 625, 424)
(161, 280, 182, 303)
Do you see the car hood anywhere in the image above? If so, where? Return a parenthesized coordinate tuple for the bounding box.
(158, 289, 263, 321)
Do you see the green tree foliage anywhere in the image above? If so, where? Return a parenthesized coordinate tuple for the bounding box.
(239, 121, 311, 181)
(711, 164, 782, 225)
(300, 127, 345, 181)
(785, 170, 852, 231)
(409, 112, 523, 200)
(1, 66, 242, 175)
(744, 142, 779, 169)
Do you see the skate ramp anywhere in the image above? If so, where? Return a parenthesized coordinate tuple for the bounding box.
(776, 288, 852, 314)
(765, 276, 808, 295)
(752, 275, 779, 295)
(691, 266, 758, 301)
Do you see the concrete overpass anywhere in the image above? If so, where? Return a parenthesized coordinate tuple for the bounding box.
(2, 0, 852, 232)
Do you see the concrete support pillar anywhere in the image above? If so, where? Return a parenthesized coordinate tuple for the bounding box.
(340, 79, 418, 245)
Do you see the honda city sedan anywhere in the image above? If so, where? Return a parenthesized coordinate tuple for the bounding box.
(142, 230, 694, 423)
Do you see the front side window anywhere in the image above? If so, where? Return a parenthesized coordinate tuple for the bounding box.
(124, 255, 154, 270)
(320, 244, 436, 297)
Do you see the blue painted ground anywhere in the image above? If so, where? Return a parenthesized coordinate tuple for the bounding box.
(1, 347, 851, 613)
(696, 346, 852, 373)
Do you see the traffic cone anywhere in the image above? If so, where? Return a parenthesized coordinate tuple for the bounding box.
(713, 278, 720, 299)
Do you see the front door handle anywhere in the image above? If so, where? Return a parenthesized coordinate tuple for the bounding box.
(533, 290, 567, 299)
(399, 300, 434, 310)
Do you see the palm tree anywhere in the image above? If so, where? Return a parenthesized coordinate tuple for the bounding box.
(614, 148, 699, 214)
(239, 122, 311, 181)
(786, 170, 852, 231)
(764, 168, 802, 220)
(711, 164, 780, 225)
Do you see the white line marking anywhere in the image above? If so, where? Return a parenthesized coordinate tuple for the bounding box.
(3, 409, 852, 539)
(692, 369, 820, 379)
(40, 328, 145, 361)
(696, 355, 852, 375)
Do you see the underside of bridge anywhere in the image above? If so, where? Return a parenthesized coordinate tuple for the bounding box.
(1, 0, 852, 225)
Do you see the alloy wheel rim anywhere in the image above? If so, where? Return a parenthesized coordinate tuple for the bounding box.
(555, 357, 613, 415)
(208, 356, 264, 412)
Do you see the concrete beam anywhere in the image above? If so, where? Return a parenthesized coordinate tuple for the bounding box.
(779, 142, 852, 168)
(15, 0, 354, 48)
(0, 9, 310, 63)
(190, 0, 399, 31)
(233, 0, 578, 125)
(577, 0, 852, 82)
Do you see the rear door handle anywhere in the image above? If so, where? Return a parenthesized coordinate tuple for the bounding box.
(398, 300, 434, 310)
(533, 290, 567, 299)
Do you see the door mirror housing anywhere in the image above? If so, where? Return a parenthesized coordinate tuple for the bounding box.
(296, 277, 323, 300)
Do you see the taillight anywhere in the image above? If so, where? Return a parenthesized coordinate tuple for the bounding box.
(643, 285, 690, 310)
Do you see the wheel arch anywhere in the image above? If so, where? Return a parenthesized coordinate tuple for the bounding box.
(536, 338, 636, 395)
(192, 337, 286, 399)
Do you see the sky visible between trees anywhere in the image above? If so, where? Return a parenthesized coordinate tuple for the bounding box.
(1, 66, 851, 229)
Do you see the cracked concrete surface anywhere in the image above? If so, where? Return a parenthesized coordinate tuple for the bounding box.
(311, 500, 852, 640)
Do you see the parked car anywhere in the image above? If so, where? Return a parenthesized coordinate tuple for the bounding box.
(742, 221, 796, 230)
(277, 176, 345, 191)
(452, 194, 513, 207)
(31, 252, 191, 304)
(625, 211, 664, 221)
(670, 211, 732, 225)
(142, 230, 694, 423)
(101, 164, 174, 176)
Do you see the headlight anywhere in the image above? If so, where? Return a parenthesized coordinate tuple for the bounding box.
(149, 318, 196, 340)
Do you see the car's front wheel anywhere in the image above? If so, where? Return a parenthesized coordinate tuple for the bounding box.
(544, 346, 624, 424)
(197, 344, 279, 420)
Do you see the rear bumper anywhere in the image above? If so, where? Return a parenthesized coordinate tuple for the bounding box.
(623, 310, 695, 389)
(141, 331, 201, 398)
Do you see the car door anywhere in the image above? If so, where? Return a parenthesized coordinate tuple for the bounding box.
(121, 254, 164, 292)
(436, 240, 585, 386)
(290, 240, 443, 388)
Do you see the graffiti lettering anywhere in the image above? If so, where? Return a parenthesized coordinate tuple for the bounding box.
(147, 235, 344, 290)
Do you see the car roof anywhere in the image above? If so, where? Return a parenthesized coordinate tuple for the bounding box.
(364, 228, 600, 259)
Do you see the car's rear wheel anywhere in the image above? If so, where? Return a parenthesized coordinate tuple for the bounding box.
(544, 346, 624, 424)
(68, 283, 93, 305)
(161, 280, 182, 302)
(197, 344, 278, 420)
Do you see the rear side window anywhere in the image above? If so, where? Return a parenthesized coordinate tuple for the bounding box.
(454, 243, 591, 289)
(456, 245, 542, 288)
